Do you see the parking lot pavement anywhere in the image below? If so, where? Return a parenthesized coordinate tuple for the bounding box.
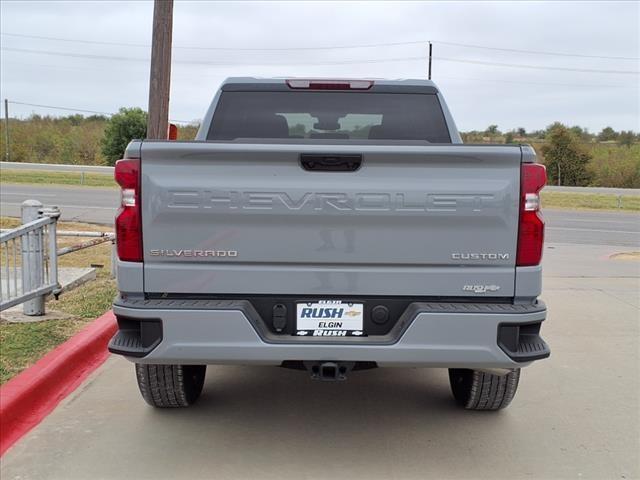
(1, 243, 638, 480)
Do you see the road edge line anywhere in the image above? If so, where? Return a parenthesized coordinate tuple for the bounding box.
(0, 311, 117, 456)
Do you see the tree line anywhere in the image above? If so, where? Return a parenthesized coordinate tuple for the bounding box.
(1, 109, 638, 188)
(461, 124, 638, 147)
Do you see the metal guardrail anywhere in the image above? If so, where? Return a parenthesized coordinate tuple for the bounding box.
(544, 186, 640, 196)
(0, 201, 60, 313)
(0, 161, 113, 186)
(1, 162, 639, 195)
(57, 235, 114, 257)
(0, 200, 116, 315)
(0, 161, 114, 175)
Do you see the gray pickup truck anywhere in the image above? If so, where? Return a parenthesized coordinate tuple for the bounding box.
(109, 77, 549, 410)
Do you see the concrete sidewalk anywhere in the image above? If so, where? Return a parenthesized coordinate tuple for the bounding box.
(1, 244, 638, 480)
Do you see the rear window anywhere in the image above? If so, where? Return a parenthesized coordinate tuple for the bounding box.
(207, 91, 451, 143)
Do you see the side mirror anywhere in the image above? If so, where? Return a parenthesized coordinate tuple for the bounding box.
(167, 123, 178, 140)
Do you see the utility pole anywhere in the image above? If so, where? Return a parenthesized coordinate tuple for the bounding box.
(147, 0, 173, 140)
(428, 42, 433, 80)
(3, 99, 9, 162)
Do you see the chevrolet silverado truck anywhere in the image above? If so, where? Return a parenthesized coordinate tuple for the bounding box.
(109, 77, 550, 410)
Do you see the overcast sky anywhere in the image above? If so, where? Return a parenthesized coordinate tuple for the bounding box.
(1, 1, 638, 132)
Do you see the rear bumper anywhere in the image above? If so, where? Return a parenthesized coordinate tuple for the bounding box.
(110, 298, 549, 368)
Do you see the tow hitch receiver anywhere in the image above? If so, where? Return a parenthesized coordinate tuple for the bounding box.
(305, 361, 355, 381)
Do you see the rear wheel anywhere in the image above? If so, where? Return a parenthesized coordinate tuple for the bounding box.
(135, 364, 206, 408)
(448, 368, 520, 410)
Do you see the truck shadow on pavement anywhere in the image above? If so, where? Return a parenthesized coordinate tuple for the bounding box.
(135, 365, 519, 470)
(2, 360, 537, 480)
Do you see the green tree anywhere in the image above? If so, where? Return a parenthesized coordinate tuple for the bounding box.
(517, 127, 526, 137)
(570, 125, 595, 143)
(101, 107, 147, 165)
(541, 123, 592, 186)
(485, 124, 499, 136)
(597, 126, 618, 142)
(504, 132, 514, 144)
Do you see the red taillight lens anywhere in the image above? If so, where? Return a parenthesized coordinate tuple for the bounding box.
(114, 158, 142, 262)
(167, 123, 178, 140)
(517, 163, 546, 266)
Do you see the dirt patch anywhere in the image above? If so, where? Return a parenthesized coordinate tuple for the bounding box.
(609, 252, 640, 261)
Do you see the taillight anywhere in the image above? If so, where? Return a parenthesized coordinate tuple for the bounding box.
(114, 158, 142, 262)
(517, 163, 546, 266)
(167, 123, 178, 140)
(286, 79, 373, 90)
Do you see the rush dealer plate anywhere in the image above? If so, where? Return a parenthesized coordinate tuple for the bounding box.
(295, 301, 365, 337)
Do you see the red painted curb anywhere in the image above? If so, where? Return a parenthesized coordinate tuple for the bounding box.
(0, 310, 117, 456)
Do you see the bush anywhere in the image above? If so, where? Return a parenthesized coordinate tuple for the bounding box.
(101, 108, 148, 165)
(588, 144, 640, 188)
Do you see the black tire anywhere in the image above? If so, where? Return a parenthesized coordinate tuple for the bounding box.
(448, 368, 520, 411)
(135, 364, 206, 408)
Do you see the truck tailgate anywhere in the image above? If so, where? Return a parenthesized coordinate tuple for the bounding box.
(140, 142, 522, 297)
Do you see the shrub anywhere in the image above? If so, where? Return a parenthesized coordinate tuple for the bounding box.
(100, 108, 148, 165)
(588, 144, 640, 188)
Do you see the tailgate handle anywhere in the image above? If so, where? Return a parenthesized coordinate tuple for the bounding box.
(300, 154, 362, 172)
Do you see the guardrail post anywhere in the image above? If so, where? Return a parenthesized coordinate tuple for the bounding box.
(21, 200, 45, 315)
(41, 206, 61, 296)
(110, 241, 117, 279)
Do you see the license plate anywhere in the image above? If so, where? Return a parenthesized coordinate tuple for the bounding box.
(295, 301, 365, 337)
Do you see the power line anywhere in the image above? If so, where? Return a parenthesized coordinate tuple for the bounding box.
(7, 101, 194, 124)
(3, 46, 638, 74)
(436, 57, 639, 75)
(438, 75, 638, 89)
(0, 32, 427, 52)
(1, 46, 423, 65)
(2, 31, 638, 60)
(8, 101, 113, 116)
(4, 60, 636, 89)
(3, 47, 148, 63)
(433, 40, 640, 61)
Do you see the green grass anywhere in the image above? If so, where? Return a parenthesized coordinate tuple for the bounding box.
(0, 318, 91, 384)
(0, 169, 116, 187)
(52, 274, 117, 319)
(541, 191, 640, 211)
(0, 275, 116, 385)
(0, 217, 116, 384)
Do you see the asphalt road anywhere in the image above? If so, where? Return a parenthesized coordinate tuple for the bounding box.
(0, 184, 117, 224)
(1, 243, 638, 479)
(1, 183, 639, 247)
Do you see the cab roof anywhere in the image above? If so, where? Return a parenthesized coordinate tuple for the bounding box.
(220, 77, 440, 94)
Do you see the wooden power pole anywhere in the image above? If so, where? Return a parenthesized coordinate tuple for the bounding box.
(147, 0, 173, 139)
